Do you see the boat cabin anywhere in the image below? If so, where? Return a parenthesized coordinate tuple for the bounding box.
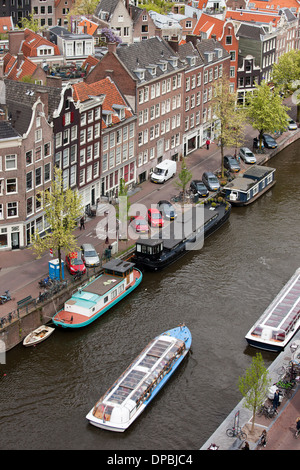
(223, 166, 275, 205)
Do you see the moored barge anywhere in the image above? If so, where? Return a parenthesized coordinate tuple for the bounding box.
(86, 324, 192, 432)
(132, 200, 231, 271)
(245, 268, 300, 352)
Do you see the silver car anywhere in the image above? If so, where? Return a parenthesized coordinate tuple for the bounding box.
(288, 119, 297, 130)
(81, 243, 100, 267)
(239, 147, 256, 164)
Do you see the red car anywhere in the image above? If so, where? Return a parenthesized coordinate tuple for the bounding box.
(65, 251, 86, 275)
(147, 208, 164, 228)
(130, 216, 149, 233)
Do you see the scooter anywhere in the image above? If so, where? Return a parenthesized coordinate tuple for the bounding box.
(38, 276, 52, 288)
(0, 290, 11, 304)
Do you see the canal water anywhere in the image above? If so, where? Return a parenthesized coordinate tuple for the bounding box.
(1, 142, 300, 450)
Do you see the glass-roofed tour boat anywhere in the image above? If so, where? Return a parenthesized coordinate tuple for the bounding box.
(52, 259, 142, 328)
(86, 324, 192, 432)
(245, 267, 300, 352)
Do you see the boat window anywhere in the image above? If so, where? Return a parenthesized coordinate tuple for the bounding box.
(147, 339, 170, 357)
(110, 386, 132, 404)
(139, 354, 158, 369)
(104, 296, 108, 303)
(103, 405, 113, 421)
(121, 369, 147, 389)
(111, 289, 117, 299)
(136, 244, 141, 252)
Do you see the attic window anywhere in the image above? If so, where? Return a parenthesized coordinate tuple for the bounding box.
(134, 68, 145, 80)
(168, 56, 178, 68)
(214, 48, 222, 58)
(158, 60, 168, 72)
(187, 56, 196, 66)
(102, 110, 113, 126)
(146, 64, 157, 76)
(112, 104, 126, 121)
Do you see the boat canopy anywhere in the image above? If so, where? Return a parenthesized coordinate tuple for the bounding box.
(92, 335, 186, 425)
(248, 268, 300, 345)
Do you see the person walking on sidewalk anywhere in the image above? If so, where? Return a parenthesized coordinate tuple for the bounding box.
(206, 138, 210, 150)
(80, 216, 85, 230)
(258, 429, 267, 447)
(272, 389, 280, 412)
(296, 417, 300, 438)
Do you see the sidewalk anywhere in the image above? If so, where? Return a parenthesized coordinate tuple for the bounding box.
(0, 123, 298, 316)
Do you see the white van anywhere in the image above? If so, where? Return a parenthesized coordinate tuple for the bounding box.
(150, 159, 177, 183)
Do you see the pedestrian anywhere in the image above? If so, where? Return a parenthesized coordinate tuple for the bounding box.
(80, 216, 85, 230)
(206, 138, 210, 150)
(241, 441, 250, 450)
(272, 389, 280, 412)
(296, 417, 300, 437)
(259, 429, 267, 447)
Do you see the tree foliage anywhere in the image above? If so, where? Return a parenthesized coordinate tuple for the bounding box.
(272, 49, 300, 93)
(238, 353, 271, 433)
(20, 12, 43, 33)
(30, 167, 83, 280)
(174, 158, 192, 202)
(246, 81, 290, 145)
(211, 76, 240, 177)
(71, 0, 99, 15)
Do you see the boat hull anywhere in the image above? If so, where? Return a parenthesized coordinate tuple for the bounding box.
(52, 268, 142, 328)
(227, 180, 276, 206)
(23, 325, 55, 347)
(86, 325, 192, 432)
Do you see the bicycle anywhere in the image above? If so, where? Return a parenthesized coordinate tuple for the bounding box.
(226, 426, 247, 439)
(257, 404, 277, 419)
(0, 290, 11, 304)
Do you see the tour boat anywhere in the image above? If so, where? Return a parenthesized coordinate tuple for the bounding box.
(86, 324, 192, 432)
(132, 200, 231, 271)
(23, 325, 55, 347)
(223, 165, 276, 206)
(52, 259, 142, 328)
(245, 268, 300, 352)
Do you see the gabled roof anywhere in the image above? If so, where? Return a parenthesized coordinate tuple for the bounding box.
(0, 16, 14, 34)
(225, 10, 281, 27)
(193, 13, 225, 39)
(72, 76, 133, 129)
(236, 22, 269, 39)
(82, 55, 100, 74)
(94, 0, 121, 20)
(247, 0, 300, 12)
(78, 17, 99, 36)
(21, 29, 60, 58)
(6, 56, 37, 81)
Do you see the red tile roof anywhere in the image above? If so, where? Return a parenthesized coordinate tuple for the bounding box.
(193, 13, 225, 39)
(73, 77, 133, 128)
(78, 18, 99, 36)
(247, 0, 300, 10)
(225, 10, 281, 26)
(21, 29, 60, 58)
(6, 56, 37, 81)
(82, 55, 99, 74)
(0, 16, 14, 34)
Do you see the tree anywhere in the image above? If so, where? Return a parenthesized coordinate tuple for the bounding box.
(70, 0, 98, 15)
(117, 178, 131, 240)
(238, 353, 271, 434)
(211, 76, 240, 178)
(174, 158, 192, 203)
(30, 167, 83, 280)
(20, 12, 43, 33)
(246, 80, 290, 149)
(272, 50, 300, 121)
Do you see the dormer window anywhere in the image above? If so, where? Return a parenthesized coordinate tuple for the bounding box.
(102, 110, 113, 126)
(187, 56, 196, 66)
(214, 48, 223, 59)
(168, 56, 178, 68)
(146, 64, 157, 76)
(134, 68, 146, 80)
(112, 104, 126, 121)
(204, 52, 213, 62)
(158, 60, 168, 72)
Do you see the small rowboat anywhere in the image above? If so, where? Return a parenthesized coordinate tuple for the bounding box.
(23, 325, 55, 347)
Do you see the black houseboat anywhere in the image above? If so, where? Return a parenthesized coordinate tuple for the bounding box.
(132, 200, 231, 271)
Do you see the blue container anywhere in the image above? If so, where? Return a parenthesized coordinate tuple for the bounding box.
(49, 258, 64, 280)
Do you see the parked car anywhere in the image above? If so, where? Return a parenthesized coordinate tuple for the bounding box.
(65, 251, 86, 275)
(262, 134, 277, 149)
(130, 216, 149, 234)
(288, 119, 297, 130)
(190, 180, 209, 197)
(202, 171, 220, 191)
(157, 200, 177, 220)
(223, 155, 240, 172)
(239, 147, 256, 164)
(80, 243, 100, 267)
(147, 208, 164, 228)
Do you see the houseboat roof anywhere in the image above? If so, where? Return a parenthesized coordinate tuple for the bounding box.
(103, 259, 135, 273)
(224, 165, 275, 192)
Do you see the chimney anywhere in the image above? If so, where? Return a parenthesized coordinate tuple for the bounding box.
(168, 36, 179, 52)
(107, 42, 117, 54)
(17, 52, 24, 68)
(8, 30, 25, 56)
(186, 34, 199, 46)
(36, 89, 49, 120)
(211, 34, 217, 41)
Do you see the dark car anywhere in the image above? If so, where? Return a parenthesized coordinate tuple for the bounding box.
(157, 200, 177, 220)
(223, 155, 240, 172)
(202, 171, 220, 192)
(262, 134, 277, 149)
(190, 180, 209, 197)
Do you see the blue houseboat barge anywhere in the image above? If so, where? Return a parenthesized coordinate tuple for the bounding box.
(132, 200, 231, 271)
(86, 324, 192, 432)
(245, 268, 300, 352)
(223, 165, 276, 206)
(52, 259, 142, 328)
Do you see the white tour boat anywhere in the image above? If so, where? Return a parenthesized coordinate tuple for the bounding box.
(86, 324, 192, 432)
(245, 268, 300, 352)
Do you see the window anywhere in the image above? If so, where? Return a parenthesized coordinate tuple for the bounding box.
(35, 146, 42, 161)
(44, 163, 51, 182)
(226, 35, 232, 45)
(26, 150, 33, 166)
(6, 178, 17, 193)
(35, 167, 42, 186)
(7, 202, 18, 218)
(35, 129, 42, 142)
(44, 142, 51, 157)
(5, 154, 17, 170)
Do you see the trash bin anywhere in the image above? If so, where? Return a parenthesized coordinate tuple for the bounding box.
(194, 194, 199, 203)
(49, 258, 64, 280)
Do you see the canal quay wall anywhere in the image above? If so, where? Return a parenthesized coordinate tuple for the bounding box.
(1, 127, 300, 354)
